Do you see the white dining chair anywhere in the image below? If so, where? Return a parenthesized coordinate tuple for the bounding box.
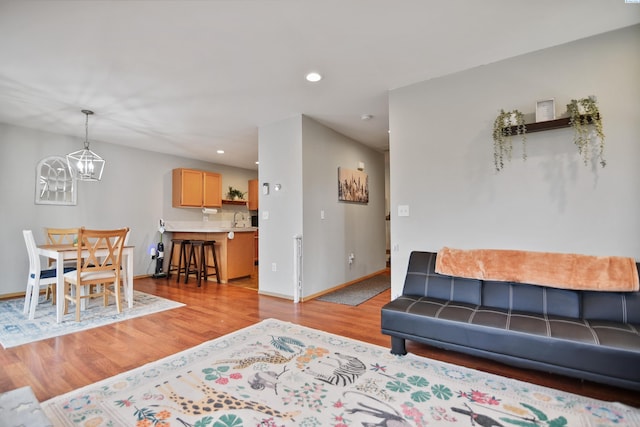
(22, 230, 75, 320)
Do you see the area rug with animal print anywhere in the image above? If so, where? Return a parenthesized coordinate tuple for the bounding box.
(42, 318, 639, 427)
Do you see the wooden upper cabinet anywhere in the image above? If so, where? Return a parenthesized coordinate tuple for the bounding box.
(172, 168, 222, 208)
(248, 179, 258, 210)
(203, 172, 222, 207)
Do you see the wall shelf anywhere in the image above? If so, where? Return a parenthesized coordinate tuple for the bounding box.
(222, 199, 248, 205)
(503, 114, 597, 135)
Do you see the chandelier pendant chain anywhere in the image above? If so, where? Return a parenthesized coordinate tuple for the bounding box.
(82, 109, 93, 150)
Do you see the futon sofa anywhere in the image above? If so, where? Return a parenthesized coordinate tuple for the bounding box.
(381, 250, 640, 391)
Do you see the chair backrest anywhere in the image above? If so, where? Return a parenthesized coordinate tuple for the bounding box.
(45, 227, 79, 245)
(75, 227, 129, 275)
(23, 230, 41, 276)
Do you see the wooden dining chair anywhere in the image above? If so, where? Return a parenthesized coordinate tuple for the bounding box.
(44, 227, 79, 300)
(63, 227, 129, 322)
(22, 230, 75, 320)
(45, 227, 79, 245)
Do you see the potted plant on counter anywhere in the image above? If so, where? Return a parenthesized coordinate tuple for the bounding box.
(492, 109, 527, 172)
(566, 96, 605, 168)
(227, 186, 246, 201)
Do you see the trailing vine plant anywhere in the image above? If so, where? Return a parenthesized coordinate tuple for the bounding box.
(492, 109, 527, 172)
(566, 96, 605, 167)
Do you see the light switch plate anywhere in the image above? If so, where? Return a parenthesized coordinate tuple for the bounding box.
(262, 211, 269, 220)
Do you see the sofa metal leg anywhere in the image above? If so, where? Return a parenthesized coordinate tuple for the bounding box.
(390, 336, 407, 355)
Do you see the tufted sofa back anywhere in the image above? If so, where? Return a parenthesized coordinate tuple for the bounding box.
(402, 251, 640, 323)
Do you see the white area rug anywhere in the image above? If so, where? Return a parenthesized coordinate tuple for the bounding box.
(0, 291, 184, 348)
(0, 386, 53, 427)
(42, 318, 639, 426)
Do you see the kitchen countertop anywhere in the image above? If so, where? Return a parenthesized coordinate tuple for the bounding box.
(164, 221, 257, 233)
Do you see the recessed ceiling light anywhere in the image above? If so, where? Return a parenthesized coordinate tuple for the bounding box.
(217, 150, 224, 154)
(255, 161, 259, 165)
(305, 72, 322, 82)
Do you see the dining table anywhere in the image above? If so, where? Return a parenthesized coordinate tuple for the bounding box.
(36, 244, 134, 323)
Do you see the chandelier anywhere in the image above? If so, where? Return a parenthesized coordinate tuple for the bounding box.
(66, 110, 105, 181)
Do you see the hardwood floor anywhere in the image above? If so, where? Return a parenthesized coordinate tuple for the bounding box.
(1, 272, 638, 408)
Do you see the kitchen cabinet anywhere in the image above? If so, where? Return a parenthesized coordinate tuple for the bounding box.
(254, 229, 259, 264)
(248, 179, 258, 210)
(227, 231, 255, 279)
(172, 168, 222, 208)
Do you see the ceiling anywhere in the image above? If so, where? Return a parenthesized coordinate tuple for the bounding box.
(1, 1, 638, 170)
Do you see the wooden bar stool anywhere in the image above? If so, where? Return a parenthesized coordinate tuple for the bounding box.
(167, 238, 190, 283)
(185, 240, 220, 286)
(202, 240, 220, 284)
(185, 240, 204, 285)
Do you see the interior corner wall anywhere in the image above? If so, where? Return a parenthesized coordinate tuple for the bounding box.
(389, 24, 640, 298)
(300, 116, 386, 297)
(257, 115, 303, 298)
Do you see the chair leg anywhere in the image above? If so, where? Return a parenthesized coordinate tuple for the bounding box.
(185, 243, 201, 285)
(76, 284, 84, 322)
(199, 243, 207, 284)
(63, 282, 69, 316)
(201, 241, 220, 284)
(23, 281, 32, 315)
(114, 278, 122, 313)
(103, 283, 109, 307)
(28, 280, 40, 320)
(167, 240, 177, 279)
(211, 243, 220, 284)
(176, 241, 189, 284)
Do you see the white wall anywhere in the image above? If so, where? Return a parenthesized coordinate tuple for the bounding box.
(258, 115, 386, 299)
(0, 123, 256, 296)
(389, 25, 640, 298)
(258, 116, 303, 297)
(301, 116, 386, 296)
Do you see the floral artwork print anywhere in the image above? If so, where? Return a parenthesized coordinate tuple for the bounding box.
(43, 319, 640, 426)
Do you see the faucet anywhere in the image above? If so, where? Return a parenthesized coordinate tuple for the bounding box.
(233, 211, 244, 228)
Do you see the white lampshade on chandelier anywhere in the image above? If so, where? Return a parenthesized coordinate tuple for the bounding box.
(66, 110, 105, 181)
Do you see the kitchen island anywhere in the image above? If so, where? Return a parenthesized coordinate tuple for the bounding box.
(165, 222, 257, 283)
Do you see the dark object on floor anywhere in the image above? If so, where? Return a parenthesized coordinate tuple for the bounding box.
(381, 251, 640, 391)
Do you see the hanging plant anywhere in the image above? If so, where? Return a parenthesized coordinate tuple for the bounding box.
(492, 109, 527, 172)
(566, 96, 605, 167)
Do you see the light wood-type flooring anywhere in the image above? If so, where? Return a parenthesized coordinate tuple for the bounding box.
(1, 270, 638, 408)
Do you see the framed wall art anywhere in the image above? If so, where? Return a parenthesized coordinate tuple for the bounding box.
(35, 156, 77, 205)
(338, 167, 368, 203)
(536, 98, 556, 122)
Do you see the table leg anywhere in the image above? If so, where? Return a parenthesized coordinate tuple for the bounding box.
(56, 253, 64, 323)
(126, 249, 133, 308)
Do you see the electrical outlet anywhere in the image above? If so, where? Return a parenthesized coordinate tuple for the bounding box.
(398, 205, 410, 217)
